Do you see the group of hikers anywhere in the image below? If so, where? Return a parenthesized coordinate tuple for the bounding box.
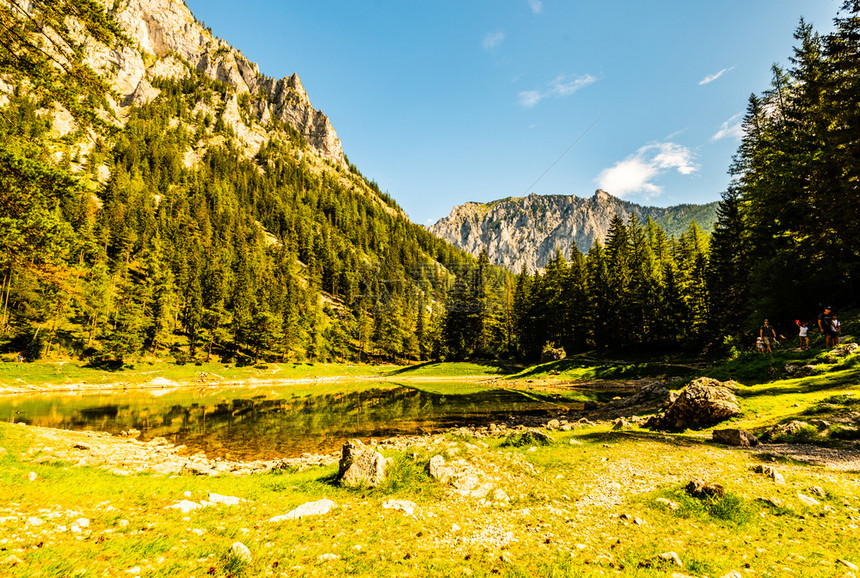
(757, 305, 842, 354)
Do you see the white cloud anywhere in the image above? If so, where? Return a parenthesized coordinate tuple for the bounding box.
(528, 0, 543, 14)
(549, 73, 597, 96)
(711, 112, 744, 141)
(596, 142, 698, 198)
(518, 90, 543, 108)
(699, 66, 735, 86)
(518, 73, 596, 108)
(482, 30, 505, 50)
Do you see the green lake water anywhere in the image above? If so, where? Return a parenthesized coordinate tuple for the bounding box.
(0, 382, 570, 459)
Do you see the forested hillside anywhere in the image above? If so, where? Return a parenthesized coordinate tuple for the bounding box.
(0, 0, 473, 364)
(0, 0, 857, 365)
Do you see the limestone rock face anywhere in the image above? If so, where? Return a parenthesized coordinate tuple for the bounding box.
(72, 0, 345, 164)
(429, 190, 718, 272)
(647, 377, 742, 432)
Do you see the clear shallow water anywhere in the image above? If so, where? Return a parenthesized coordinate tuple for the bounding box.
(0, 382, 566, 459)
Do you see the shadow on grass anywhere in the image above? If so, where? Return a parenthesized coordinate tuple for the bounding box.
(735, 371, 859, 400)
(82, 359, 126, 372)
(573, 429, 714, 448)
(514, 358, 696, 380)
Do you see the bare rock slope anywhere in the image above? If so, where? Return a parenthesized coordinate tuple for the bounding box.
(429, 190, 718, 272)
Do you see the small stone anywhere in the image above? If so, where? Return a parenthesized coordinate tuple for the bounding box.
(491, 489, 510, 502)
(838, 559, 859, 570)
(2, 555, 22, 566)
(383, 499, 416, 516)
(318, 553, 340, 562)
(73, 443, 91, 451)
(808, 486, 827, 498)
(76, 518, 90, 528)
(28, 472, 37, 482)
(117, 519, 129, 528)
(229, 542, 252, 564)
(685, 479, 725, 499)
(719, 571, 744, 578)
(208, 493, 242, 506)
(751, 464, 786, 485)
(756, 497, 784, 509)
(125, 566, 141, 575)
(641, 551, 683, 568)
(165, 500, 204, 513)
(269, 498, 336, 521)
(713, 429, 759, 447)
(612, 417, 630, 430)
(797, 493, 821, 507)
(656, 497, 680, 511)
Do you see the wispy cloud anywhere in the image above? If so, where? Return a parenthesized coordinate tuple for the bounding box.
(711, 113, 744, 141)
(699, 66, 735, 86)
(528, 0, 543, 14)
(518, 73, 597, 108)
(482, 30, 505, 51)
(596, 142, 698, 198)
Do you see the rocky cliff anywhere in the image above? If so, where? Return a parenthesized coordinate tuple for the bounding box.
(429, 190, 719, 272)
(68, 0, 344, 165)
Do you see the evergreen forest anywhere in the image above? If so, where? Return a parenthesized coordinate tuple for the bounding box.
(1, 0, 858, 365)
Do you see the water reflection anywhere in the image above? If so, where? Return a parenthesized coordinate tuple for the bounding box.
(0, 383, 560, 459)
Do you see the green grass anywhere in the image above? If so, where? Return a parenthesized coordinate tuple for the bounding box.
(2, 331, 860, 576)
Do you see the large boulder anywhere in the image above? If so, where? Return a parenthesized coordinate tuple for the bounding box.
(337, 439, 388, 487)
(647, 378, 742, 431)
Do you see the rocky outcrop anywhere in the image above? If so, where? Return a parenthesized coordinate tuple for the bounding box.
(429, 190, 718, 272)
(45, 0, 346, 164)
(646, 377, 742, 432)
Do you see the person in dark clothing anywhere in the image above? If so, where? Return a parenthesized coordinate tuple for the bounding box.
(760, 319, 776, 354)
(818, 306, 836, 348)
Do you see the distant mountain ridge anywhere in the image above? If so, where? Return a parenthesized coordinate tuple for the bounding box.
(429, 190, 720, 272)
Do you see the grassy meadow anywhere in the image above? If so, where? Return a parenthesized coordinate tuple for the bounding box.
(0, 337, 859, 576)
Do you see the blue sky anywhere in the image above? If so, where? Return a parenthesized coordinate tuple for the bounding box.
(184, 0, 839, 225)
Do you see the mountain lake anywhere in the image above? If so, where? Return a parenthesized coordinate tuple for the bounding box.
(0, 382, 586, 459)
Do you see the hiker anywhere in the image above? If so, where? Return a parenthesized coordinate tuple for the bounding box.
(796, 320, 809, 350)
(831, 313, 842, 346)
(760, 319, 776, 354)
(818, 306, 836, 348)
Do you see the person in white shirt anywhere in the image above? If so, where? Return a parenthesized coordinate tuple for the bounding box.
(831, 314, 841, 345)
(796, 320, 809, 350)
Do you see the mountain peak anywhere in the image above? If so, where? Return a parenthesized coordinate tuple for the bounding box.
(593, 189, 611, 202)
(430, 192, 719, 272)
(80, 0, 345, 165)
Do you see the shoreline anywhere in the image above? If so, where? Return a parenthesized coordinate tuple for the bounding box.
(0, 371, 631, 397)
